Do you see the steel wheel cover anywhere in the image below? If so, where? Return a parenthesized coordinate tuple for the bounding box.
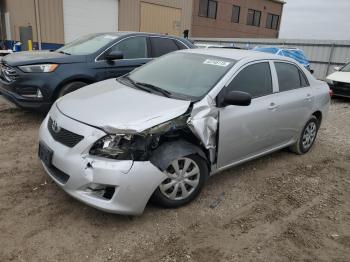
(302, 122, 317, 149)
(159, 157, 200, 201)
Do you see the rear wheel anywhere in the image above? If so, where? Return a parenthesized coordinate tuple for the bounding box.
(151, 155, 208, 208)
(58, 81, 88, 98)
(290, 116, 319, 155)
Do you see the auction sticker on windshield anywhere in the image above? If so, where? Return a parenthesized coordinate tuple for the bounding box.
(203, 59, 231, 67)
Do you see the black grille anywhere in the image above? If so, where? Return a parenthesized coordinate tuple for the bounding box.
(334, 81, 350, 89)
(0, 63, 18, 82)
(16, 86, 38, 96)
(47, 164, 70, 184)
(48, 117, 84, 148)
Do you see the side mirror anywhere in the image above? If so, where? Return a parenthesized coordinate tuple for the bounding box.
(223, 91, 252, 107)
(334, 66, 341, 71)
(105, 51, 124, 61)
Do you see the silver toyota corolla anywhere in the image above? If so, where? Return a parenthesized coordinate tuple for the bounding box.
(38, 49, 331, 215)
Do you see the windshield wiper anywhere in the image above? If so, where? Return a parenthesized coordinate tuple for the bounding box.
(58, 50, 71, 55)
(120, 76, 171, 97)
(134, 82, 172, 98)
(120, 75, 152, 94)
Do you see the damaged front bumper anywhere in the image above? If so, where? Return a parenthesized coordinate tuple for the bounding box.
(39, 111, 167, 215)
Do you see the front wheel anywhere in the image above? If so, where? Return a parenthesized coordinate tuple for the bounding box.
(151, 155, 208, 208)
(58, 81, 88, 98)
(290, 116, 319, 155)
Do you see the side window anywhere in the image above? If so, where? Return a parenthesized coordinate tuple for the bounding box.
(108, 36, 147, 59)
(299, 70, 309, 87)
(150, 37, 180, 58)
(275, 62, 309, 92)
(227, 62, 273, 98)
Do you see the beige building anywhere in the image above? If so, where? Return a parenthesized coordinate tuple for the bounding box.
(0, 0, 284, 50)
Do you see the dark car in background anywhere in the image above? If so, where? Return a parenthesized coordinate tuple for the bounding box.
(0, 32, 194, 111)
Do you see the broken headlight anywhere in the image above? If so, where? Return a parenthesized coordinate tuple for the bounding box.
(89, 116, 189, 160)
(89, 134, 158, 160)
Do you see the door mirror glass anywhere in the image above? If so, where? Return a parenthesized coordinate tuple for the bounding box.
(224, 91, 252, 106)
(105, 51, 124, 60)
(334, 66, 341, 71)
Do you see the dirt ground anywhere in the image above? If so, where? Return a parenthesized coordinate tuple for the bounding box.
(0, 96, 349, 262)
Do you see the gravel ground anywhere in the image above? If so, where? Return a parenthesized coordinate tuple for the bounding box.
(0, 96, 349, 262)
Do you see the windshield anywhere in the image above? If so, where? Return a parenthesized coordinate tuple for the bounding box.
(127, 52, 236, 100)
(56, 34, 120, 55)
(341, 63, 350, 72)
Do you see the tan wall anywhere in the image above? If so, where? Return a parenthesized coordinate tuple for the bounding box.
(119, 0, 193, 36)
(140, 2, 182, 36)
(4, 0, 64, 43)
(191, 0, 284, 38)
(37, 0, 64, 44)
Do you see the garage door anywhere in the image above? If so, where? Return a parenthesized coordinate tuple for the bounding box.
(140, 2, 182, 36)
(63, 0, 118, 43)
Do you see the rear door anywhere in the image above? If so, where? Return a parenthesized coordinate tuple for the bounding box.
(98, 36, 151, 78)
(271, 61, 314, 143)
(217, 61, 281, 168)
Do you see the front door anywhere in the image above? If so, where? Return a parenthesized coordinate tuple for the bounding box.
(98, 36, 151, 78)
(217, 61, 280, 168)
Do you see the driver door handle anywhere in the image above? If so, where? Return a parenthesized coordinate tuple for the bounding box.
(268, 102, 278, 111)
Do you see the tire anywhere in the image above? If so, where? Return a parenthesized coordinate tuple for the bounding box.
(290, 116, 319, 155)
(151, 154, 208, 208)
(58, 81, 88, 98)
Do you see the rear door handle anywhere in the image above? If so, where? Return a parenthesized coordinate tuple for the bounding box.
(306, 94, 312, 101)
(268, 102, 278, 111)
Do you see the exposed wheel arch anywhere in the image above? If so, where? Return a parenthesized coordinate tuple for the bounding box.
(312, 111, 323, 128)
(150, 139, 209, 172)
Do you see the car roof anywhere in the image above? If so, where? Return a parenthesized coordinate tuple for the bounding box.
(90, 31, 187, 39)
(180, 48, 294, 62)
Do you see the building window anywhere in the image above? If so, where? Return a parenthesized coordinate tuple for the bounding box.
(199, 0, 218, 19)
(247, 9, 261, 27)
(266, 13, 280, 29)
(231, 5, 240, 23)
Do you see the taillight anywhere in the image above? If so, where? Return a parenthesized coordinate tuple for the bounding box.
(329, 89, 333, 97)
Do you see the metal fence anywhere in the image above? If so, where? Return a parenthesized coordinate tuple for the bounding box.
(191, 38, 350, 80)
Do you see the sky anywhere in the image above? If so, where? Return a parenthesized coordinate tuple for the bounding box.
(279, 0, 350, 40)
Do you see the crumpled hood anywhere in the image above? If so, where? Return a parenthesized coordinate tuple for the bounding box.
(3, 51, 86, 66)
(57, 79, 191, 133)
(327, 71, 350, 83)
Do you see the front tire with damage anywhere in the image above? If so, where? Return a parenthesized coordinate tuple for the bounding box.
(151, 154, 208, 208)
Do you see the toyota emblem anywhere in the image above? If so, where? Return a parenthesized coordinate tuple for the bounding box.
(51, 120, 61, 133)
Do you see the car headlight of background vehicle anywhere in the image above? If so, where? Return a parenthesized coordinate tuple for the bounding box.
(19, 64, 58, 73)
(326, 79, 334, 85)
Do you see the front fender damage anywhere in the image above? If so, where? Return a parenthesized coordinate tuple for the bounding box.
(93, 96, 219, 172)
(187, 95, 219, 163)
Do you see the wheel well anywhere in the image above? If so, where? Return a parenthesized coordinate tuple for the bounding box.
(312, 111, 322, 127)
(53, 78, 93, 101)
